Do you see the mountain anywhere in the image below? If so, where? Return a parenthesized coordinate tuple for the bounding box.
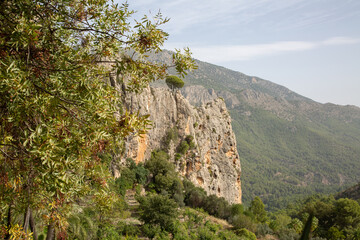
(336, 182, 360, 201)
(151, 50, 360, 210)
(115, 86, 242, 204)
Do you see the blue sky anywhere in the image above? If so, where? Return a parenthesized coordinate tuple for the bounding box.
(128, 0, 360, 107)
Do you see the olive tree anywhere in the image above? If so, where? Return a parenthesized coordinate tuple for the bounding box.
(0, 0, 196, 239)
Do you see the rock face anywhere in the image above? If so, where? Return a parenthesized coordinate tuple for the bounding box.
(181, 85, 241, 108)
(121, 86, 242, 204)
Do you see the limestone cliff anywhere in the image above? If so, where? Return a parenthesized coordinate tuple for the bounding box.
(120, 87, 242, 204)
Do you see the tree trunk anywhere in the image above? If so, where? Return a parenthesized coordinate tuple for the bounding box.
(23, 206, 30, 232)
(46, 222, 55, 240)
(5, 204, 11, 240)
(29, 209, 38, 240)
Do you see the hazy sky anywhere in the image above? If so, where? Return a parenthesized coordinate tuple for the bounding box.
(128, 0, 360, 107)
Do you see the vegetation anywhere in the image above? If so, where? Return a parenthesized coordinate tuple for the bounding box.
(0, 0, 196, 238)
(166, 75, 185, 90)
(2, 0, 360, 239)
(167, 54, 360, 210)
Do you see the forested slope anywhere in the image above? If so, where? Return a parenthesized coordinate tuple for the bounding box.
(155, 51, 360, 210)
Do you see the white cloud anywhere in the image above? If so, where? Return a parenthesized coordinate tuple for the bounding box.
(322, 37, 360, 46)
(178, 37, 360, 62)
(128, 0, 308, 34)
(128, 0, 360, 35)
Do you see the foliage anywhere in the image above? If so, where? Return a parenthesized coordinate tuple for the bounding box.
(144, 150, 179, 194)
(281, 194, 360, 239)
(184, 181, 207, 209)
(145, 151, 173, 178)
(142, 223, 163, 239)
(234, 228, 256, 240)
(185, 135, 196, 149)
(0, 0, 195, 238)
(231, 204, 244, 216)
(113, 159, 148, 196)
(249, 196, 267, 223)
(116, 167, 137, 195)
(138, 193, 178, 231)
(165, 75, 185, 90)
(203, 195, 231, 219)
(230, 214, 257, 233)
(177, 141, 190, 155)
(178, 56, 360, 210)
(163, 127, 179, 150)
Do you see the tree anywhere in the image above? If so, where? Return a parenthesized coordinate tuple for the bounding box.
(249, 196, 267, 223)
(165, 75, 185, 90)
(144, 150, 177, 193)
(0, 0, 196, 238)
(138, 193, 178, 231)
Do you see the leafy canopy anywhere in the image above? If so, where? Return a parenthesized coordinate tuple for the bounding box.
(165, 75, 185, 90)
(0, 0, 196, 237)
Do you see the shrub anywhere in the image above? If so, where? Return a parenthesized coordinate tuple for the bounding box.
(115, 167, 136, 195)
(256, 223, 273, 237)
(142, 224, 162, 239)
(234, 228, 256, 240)
(197, 226, 218, 240)
(185, 187, 207, 209)
(185, 135, 195, 149)
(117, 223, 140, 236)
(175, 153, 182, 161)
(138, 193, 179, 231)
(154, 173, 175, 193)
(163, 127, 179, 150)
(249, 196, 267, 223)
(203, 195, 231, 219)
(230, 214, 257, 233)
(177, 141, 190, 155)
(231, 204, 244, 217)
(126, 158, 149, 185)
(145, 150, 174, 178)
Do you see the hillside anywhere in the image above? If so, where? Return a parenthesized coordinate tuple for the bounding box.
(153, 50, 360, 210)
(336, 182, 360, 201)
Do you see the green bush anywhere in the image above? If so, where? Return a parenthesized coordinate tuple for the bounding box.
(230, 214, 257, 233)
(197, 226, 218, 240)
(177, 141, 190, 155)
(175, 153, 182, 161)
(142, 223, 162, 239)
(185, 187, 207, 209)
(203, 195, 231, 219)
(231, 204, 244, 217)
(138, 193, 179, 231)
(185, 135, 195, 149)
(115, 167, 136, 195)
(163, 127, 179, 150)
(249, 196, 267, 223)
(234, 228, 256, 240)
(145, 150, 174, 178)
(218, 230, 242, 240)
(204, 221, 221, 233)
(144, 150, 180, 194)
(256, 223, 273, 237)
(117, 222, 140, 236)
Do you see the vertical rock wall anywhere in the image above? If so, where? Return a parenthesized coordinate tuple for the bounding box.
(121, 87, 242, 204)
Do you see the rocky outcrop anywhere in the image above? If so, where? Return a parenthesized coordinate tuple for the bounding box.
(181, 85, 240, 108)
(120, 87, 242, 204)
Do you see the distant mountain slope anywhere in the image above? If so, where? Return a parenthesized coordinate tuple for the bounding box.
(336, 183, 360, 201)
(153, 50, 360, 210)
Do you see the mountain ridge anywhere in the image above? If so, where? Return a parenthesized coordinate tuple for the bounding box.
(152, 50, 360, 210)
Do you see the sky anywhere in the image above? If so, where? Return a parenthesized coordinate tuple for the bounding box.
(127, 0, 360, 107)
